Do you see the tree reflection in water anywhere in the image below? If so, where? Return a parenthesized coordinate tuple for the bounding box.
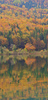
(0, 55, 48, 100)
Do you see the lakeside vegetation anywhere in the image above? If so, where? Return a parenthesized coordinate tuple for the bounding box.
(0, 46, 48, 59)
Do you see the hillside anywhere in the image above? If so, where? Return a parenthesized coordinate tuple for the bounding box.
(0, 0, 48, 9)
(0, 0, 48, 51)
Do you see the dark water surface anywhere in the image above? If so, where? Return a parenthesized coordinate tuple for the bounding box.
(0, 55, 48, 100)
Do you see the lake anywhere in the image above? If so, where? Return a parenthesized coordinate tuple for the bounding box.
(0, 55, 48, 100)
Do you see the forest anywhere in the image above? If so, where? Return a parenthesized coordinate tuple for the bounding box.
(0, 0, 48, 52)
(0, 0, 48, 9)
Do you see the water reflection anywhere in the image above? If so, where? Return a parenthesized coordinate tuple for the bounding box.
(0, 55, 48, 100)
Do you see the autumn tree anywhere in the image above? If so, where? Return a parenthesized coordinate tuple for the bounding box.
(36, 38, 45, 50)
(25, 43, 36, 51)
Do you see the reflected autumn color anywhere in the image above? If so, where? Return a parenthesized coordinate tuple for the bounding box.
(0, 56, 48, 100)
(25, 58, 36, 65)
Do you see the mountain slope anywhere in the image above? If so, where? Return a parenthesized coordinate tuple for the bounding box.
(0, 0, 48, 50)
(0, 0, 48, 9)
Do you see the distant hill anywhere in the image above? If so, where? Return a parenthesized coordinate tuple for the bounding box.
(0, 0, 48, 9)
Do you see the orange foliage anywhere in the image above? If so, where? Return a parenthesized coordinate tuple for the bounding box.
(25, 58, 36, 65)
(0, 36, 8, 45)
(25, 43, 36, 50)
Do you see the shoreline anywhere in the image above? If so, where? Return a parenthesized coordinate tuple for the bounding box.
(0, 50, 48, 58)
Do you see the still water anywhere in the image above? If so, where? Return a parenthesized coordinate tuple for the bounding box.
(0, 55, 48, 100)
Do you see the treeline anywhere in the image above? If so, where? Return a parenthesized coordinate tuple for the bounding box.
(0, 26, 48, 50)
